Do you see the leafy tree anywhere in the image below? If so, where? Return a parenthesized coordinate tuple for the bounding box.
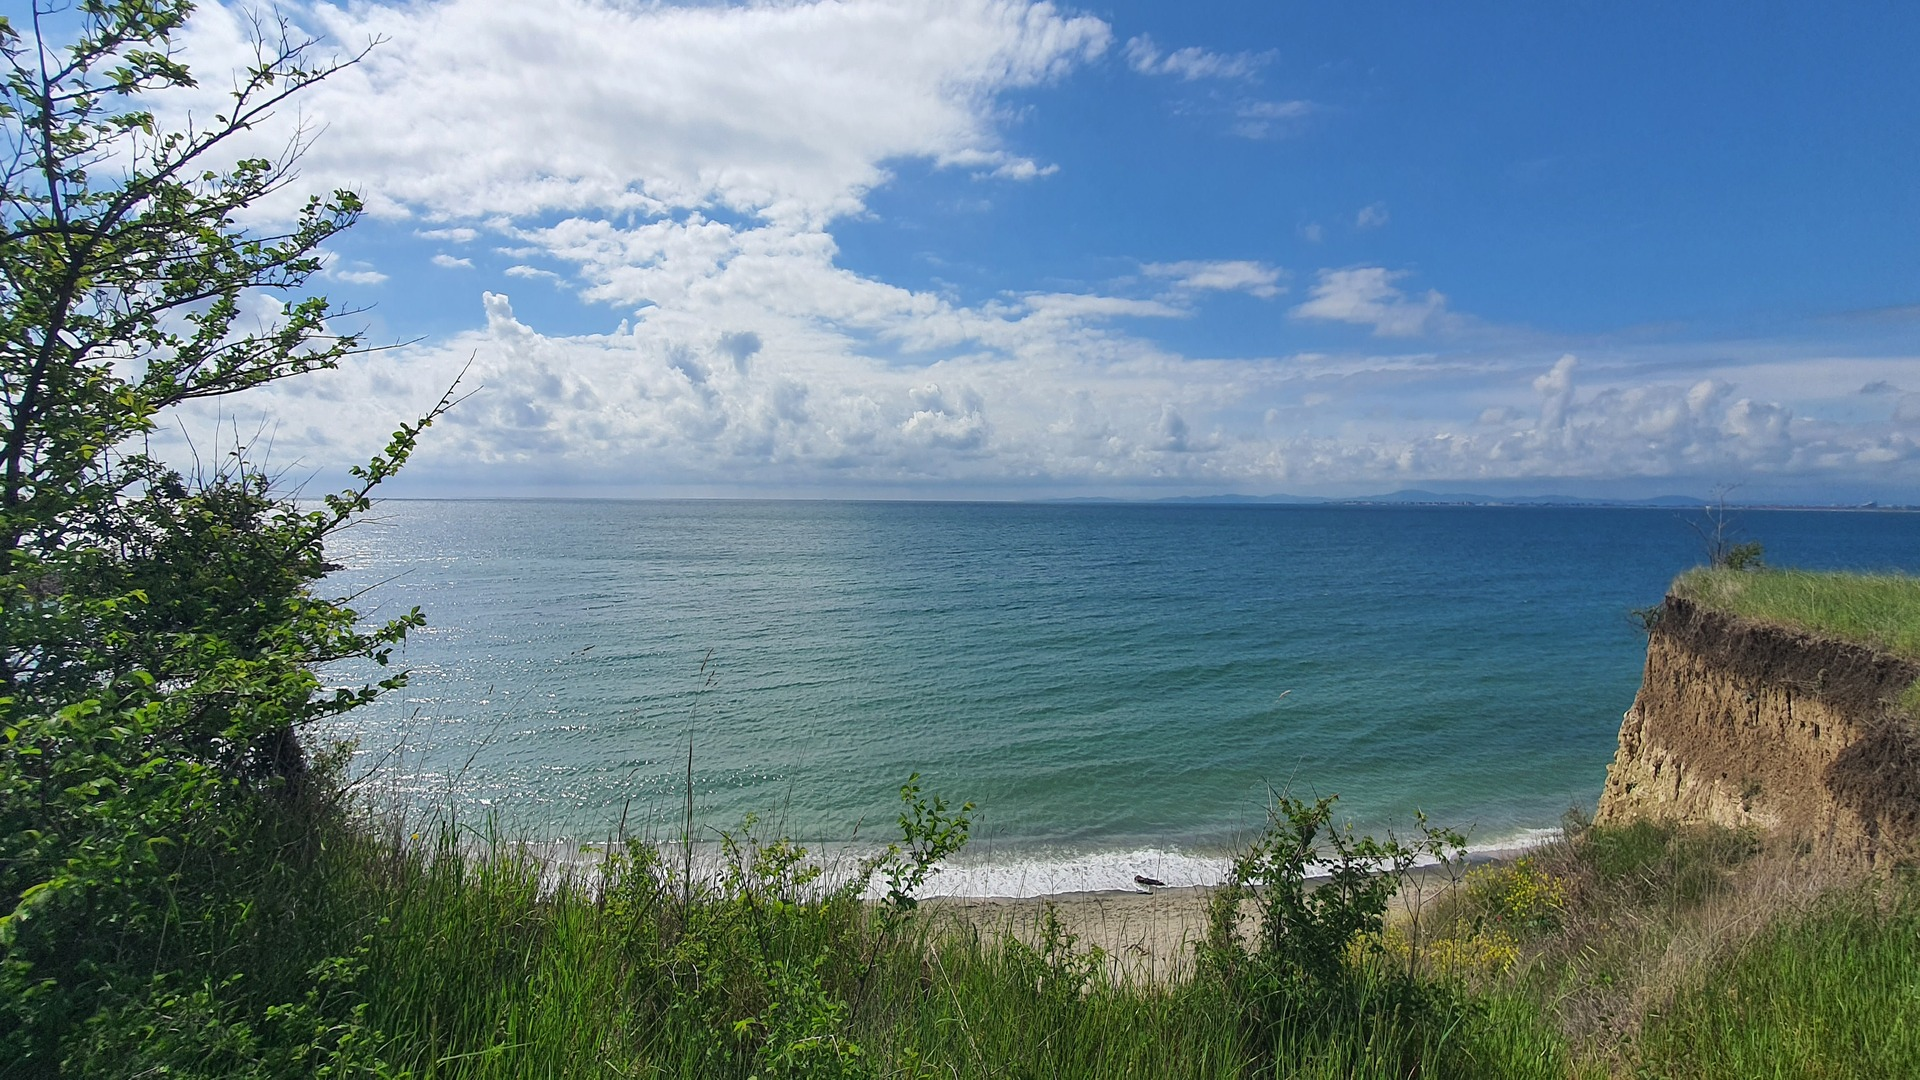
(0, 3, 447, 1070)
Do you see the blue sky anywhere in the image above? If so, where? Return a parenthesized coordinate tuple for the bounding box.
(140, 1, 1920, 501)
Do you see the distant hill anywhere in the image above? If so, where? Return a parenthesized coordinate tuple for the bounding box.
(1040, 491, 1905, 510)
(1152, 493, 1327, 505)
(1332, 490, 1710, 508)
(1130, 490, 1714, 508)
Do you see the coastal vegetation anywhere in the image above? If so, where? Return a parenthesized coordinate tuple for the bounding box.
(19, 757, 1919, 1079)
(5, 4, 1919, 1078)
(1674, 567, 1920, 660)
(1675, 566, 1920, 719)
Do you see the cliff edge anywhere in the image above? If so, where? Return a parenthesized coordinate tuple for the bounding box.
(1597, 593, 1920, 868)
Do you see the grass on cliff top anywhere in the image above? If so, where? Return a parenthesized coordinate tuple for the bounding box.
(1673, 567, 1920, 660)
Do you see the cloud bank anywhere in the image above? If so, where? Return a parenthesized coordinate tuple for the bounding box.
(151, 1, 1920, 501)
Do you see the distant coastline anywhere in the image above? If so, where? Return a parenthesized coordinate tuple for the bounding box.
(1046, 489, 1918, 511)
(373, 492, 1920, 511)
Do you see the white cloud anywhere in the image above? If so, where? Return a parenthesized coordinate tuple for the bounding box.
(432, 254, 475, 269)
(903, 383, 989, 449)
(321, 253, 387, 285)
(1292, 267, 1449, 337)
(173, 305, 1920, 498)
(1532, 354, 1578, 447)
(416, 227, 479, 243)
(1124, 35, 1270, 81)
(1492, 357, 1811, 475)
(177, 0, 1110, 229)
(1019, 293, 1185, 322)
(1232, 99, 1314, 139)
(940, 148, 1060, 181)
(1145, 260, 1285, 299)
(1355, 202, 1389, 229)
(131, 2, 1920, 501)
(1300, 222, 1324, 244)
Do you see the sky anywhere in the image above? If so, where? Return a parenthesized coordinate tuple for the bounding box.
(125, 0, 1920, 502)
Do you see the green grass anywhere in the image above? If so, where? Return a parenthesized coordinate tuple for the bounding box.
(6, 783, 1577, 1080)
(1426, 820, 1920, 1078)
(17, 775, 1920, 1078)
(1674, 567, 1920, 659)
(1636, 873, 1920, 1079)
(325, 819, 1572, 1079)
(248, 818, 1572, 1079)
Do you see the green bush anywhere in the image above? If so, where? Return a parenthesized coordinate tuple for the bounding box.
(0, 5, 449, 1073)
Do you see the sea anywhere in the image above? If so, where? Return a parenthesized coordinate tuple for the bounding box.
(317, 500, 1920, 896)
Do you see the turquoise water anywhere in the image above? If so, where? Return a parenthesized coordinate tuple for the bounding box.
(320, 501, 1920, 893)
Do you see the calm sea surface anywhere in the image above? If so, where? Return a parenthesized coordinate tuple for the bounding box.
(319, 501, 1920, 894)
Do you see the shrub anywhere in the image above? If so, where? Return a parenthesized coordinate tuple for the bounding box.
(1201, 795, 1465, 1037)
(0, 5, 447, 1072)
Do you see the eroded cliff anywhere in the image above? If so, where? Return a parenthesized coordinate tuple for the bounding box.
(1597, 594, 1920, 868)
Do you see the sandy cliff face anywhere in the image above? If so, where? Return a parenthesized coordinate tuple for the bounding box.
(1597, 596, 1920, 868)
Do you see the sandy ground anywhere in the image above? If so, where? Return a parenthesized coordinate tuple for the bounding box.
(923, 852, 1525, 984)
(926, 884, 1220, 983)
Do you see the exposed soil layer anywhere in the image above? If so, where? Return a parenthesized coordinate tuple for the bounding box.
(1597, 596, 1920, 868)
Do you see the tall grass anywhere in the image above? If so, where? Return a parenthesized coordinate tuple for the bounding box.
(253, 812, 1568, 1079)
(22, 770, 1920, 1078)
(1675, 567, 1920, 659)
(1636, 873, 1920, 1079)
(1400, 815, 1908, 1075)
(317, 795, 1580, 1079)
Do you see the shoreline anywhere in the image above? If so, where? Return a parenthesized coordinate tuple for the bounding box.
(904, 828, 1557, 899)
(512, 829, 1559, 905)
(925, 845, 1537, 983)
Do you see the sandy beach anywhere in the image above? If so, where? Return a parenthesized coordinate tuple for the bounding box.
(926, 851, 1524, 984)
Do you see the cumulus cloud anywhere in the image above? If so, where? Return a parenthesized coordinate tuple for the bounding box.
(163, 0, 1121, 368)
(1154, 404, 1194, 452)
(1429, 354, 1892, 481)
(903, 384, 989, 450)
(1292, 267, 1449, 337)
(175, 0, 1110, 229)
(1355, 202, 1389, 229)
(1533, 354, 1578, 436)
(204, 289, 1258, 488)
(175, 303, 1920, 498)
(431, 254, 474, 269)
(132, 2, 1920, 500)
(1123, 35, 1270, 81)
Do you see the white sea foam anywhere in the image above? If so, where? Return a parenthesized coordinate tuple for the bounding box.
(509, 825, 1565, 900)
(908, 848, 1233, 899)
(879, 826, 1564, 900)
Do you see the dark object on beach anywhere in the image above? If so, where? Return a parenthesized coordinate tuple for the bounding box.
(1134, 874, 1166, 888)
